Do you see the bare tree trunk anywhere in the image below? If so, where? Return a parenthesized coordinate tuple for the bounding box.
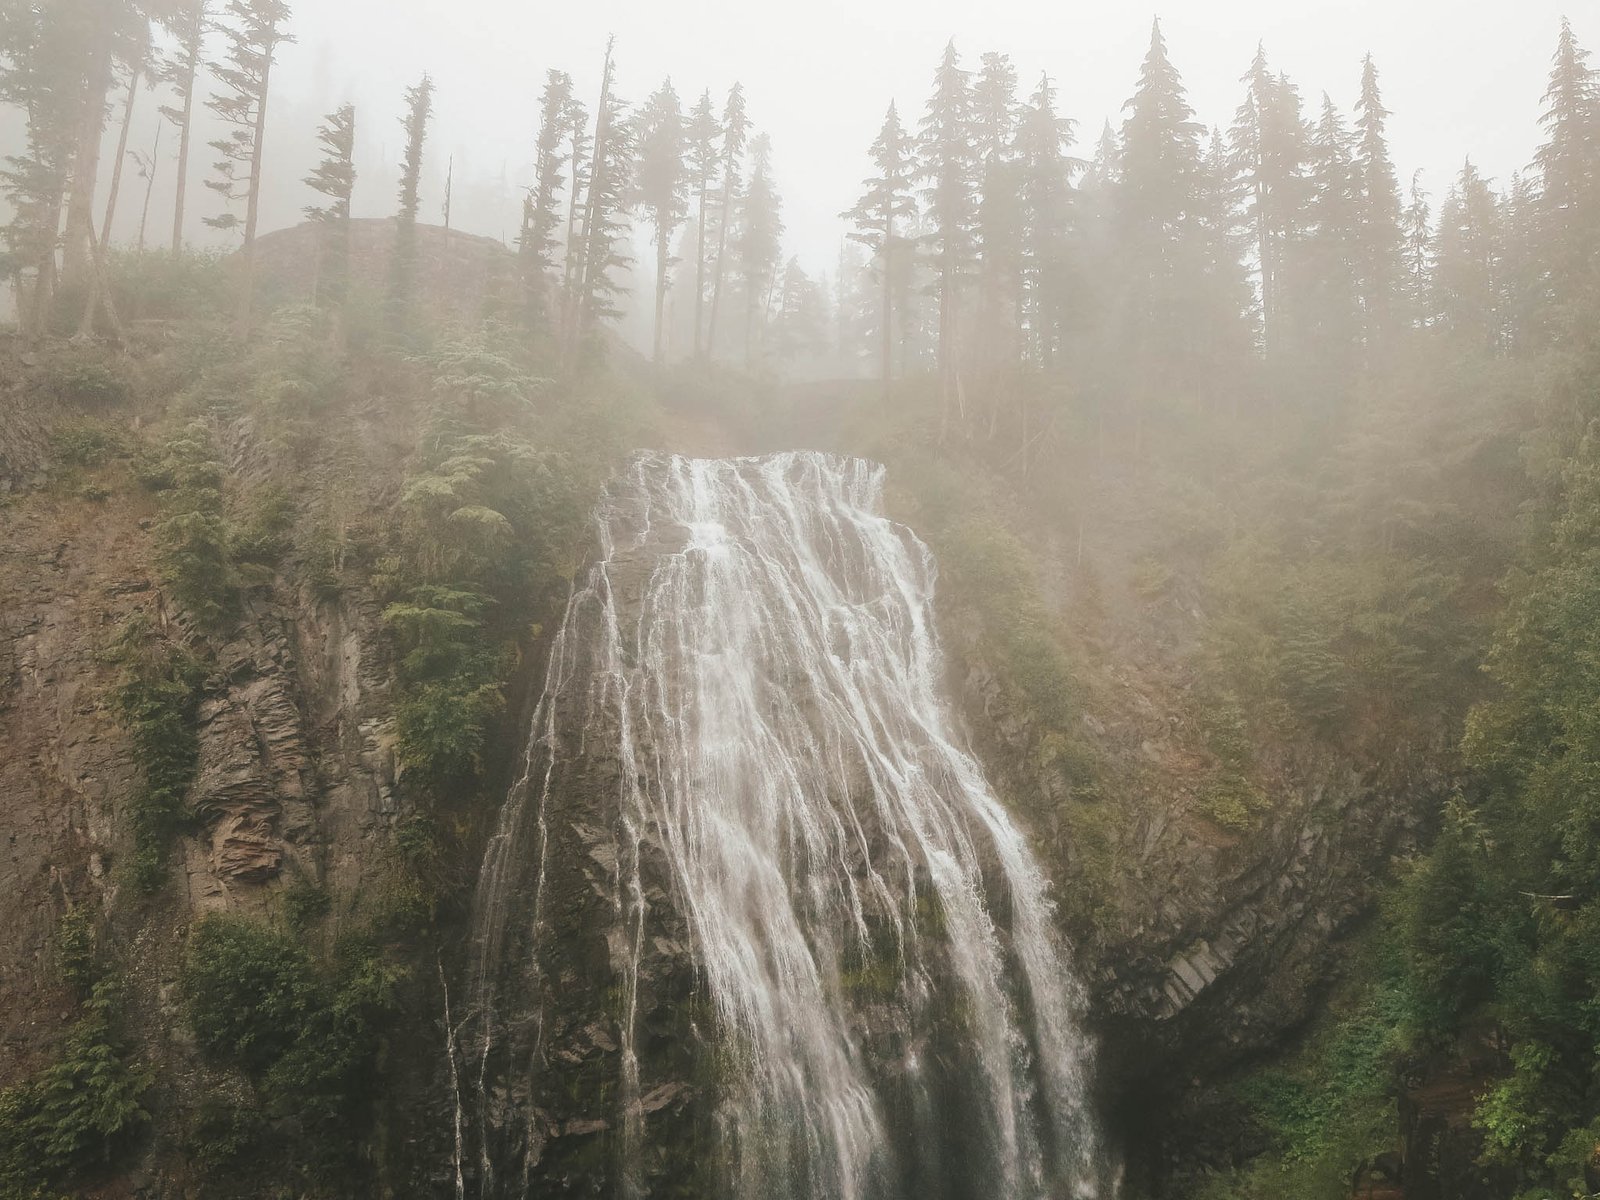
(171, 4, 204, 256)
(137, 123, 162, 254)
(100, 64, 141, 251)
(880, 228, 893, 403)
(76, 221, 124, 341)
(236, 49, 277, 332)
(653, 236, 669, 365)
(63, 29, 116, 291)
(692, 186, 708, 358)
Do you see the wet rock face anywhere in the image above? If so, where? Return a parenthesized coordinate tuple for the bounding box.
(946, 608, 1440, 1146)
(0, 477, 399, 1071)
(462, 454, 1108, 1200)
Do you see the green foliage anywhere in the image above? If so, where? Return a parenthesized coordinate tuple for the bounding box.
(281, 877, 332, 933)
(36, 347, 128, 410)
(106, 249, 231, 323)
(938, 517, 1079, 730)
(146, 421, 237, 626)
(105, 615, 206, 893)
(1193, 942, 1416, 1200)
(181, 914, 402, 1155)
(231, 484, 297, 568)
(50, 422, 124, 468)
(0, 980, 152, 1195)
(54, 908, 97, 997)
(1196, 692, 1268, 830)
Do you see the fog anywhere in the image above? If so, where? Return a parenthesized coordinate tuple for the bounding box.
(30, 0, 1578, 278)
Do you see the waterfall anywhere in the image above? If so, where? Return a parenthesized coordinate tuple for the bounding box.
(461, 451, 1108, 1199)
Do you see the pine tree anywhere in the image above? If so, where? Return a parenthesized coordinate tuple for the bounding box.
(843, 102, 917, 400)
(1193, 126, 1255, 399)
(685, 89, 720, 359)
(574, 37, 634, 358)
(1401, 170, 1432, 322)
(204, 0, 294, 328)
(635, 78, 688, 363)
(972, 51, 1022, 375)
(304, 102, 355, 308)
(1116, 18, 1207, 413)
(520, 70, 574, 334)
(1302, 93, 1361, 386)
(774, 257, 829, 365)
(1532, 17, 1600, 325)
(59, 0, 146, 295)
(1352, 54, 1405, 348)
(917, 40, 980, 420)
(705, 82, 749, 359)
(99, 22, 152, 253)
(1013, 73, 1076, 366)
(559, 94, 591, 339)
(1, 3, 85, 333)
(388, 73, 434, 327)
(1229, 47, 1309, 361)
(159, 0, 211, 255)
(1433, 159, 1504, 349)
(736, 132, 783, 366)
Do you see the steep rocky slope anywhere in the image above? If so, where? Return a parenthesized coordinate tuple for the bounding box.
(0, 335, 1468, 1197)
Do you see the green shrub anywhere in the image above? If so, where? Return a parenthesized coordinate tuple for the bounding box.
(107, 248, 230, 323)
(1196, 692, 1269, 830)
(181, 914, 402, 1153)
(38, 348, 128, 410)
(51, 422, 124, 468)
(55, 909, 97, 997)
(231, 485, 297, 567)
(281, 877, 331, 933)
(105, 615, 205, 893)
(0, 980, 152, 1195)
(146, 421, 237, 626)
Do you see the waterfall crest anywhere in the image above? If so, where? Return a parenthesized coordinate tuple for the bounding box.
(462, 451, 1107, 1199)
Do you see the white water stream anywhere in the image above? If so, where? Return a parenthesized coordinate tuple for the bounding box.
(464, 451, 1106, 1199)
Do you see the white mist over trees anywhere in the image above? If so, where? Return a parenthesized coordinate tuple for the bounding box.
(0, 5, 1597, 384)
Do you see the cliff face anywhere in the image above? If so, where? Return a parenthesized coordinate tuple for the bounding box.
(0, 351, 1464, 1197)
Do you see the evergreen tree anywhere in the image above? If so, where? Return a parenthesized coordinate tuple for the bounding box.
(0, 3, 86, 333)
(736, 132, 783, 366)
(972, 51, 1022, 372)
(1401, 169, 1431, 322)
(635, 78, 689, 363)
(521, 69, 574, 334)
(705, 81, 749, 358)
(1432, 159, 1504, 349)
(1532, 17, 1600, 326)
(303, 102, 355, 308)
(559, 93, 591, 339)
(59, 0, 146, 294)
(843, 102, 917, 399)
(1229, 47, 1309, 361)
(574, 38, 634, 357)
(1013, 73, 1076, 366)
(916, 40, 980, 420)
(1192, 126, 1255, 401)
(685, 89, 720, 358)
(388, 73, 434, 327)
(774, 257, 830, 365)
(204, 0, 294, 328)
(1116, 18, 1207, 414)
(159, 0, 211, 256)
(1302, 93, 1362, 386)
(1352, 54, 1405, 348)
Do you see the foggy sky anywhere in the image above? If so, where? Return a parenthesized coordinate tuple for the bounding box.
(269, 0, 1577, 271)
(1, 1, 1586, 311)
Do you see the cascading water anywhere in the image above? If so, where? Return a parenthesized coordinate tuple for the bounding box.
(459, 451, 1110, 1199)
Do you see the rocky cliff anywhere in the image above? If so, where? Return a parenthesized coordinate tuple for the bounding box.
(0, 341, 1468, 1198)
